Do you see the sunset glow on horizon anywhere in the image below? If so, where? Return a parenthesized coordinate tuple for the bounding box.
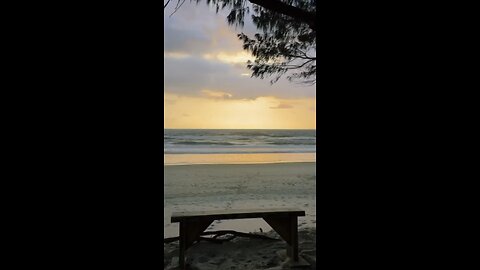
(164, 92, 315, 129)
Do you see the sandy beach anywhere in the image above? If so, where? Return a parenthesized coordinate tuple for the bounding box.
(164, 162, 316, 269)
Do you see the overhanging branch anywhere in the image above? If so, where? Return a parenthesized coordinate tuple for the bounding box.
(164, 0, 171, 9)
(248, 0, 316, 30)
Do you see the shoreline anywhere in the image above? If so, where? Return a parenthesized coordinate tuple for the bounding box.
(164, 152, 316, 166)
(164, 160, 316, 166)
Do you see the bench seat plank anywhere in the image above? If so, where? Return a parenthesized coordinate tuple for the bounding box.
(171, 208, 305, 223)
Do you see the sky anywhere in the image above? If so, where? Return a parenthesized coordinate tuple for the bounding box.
(164, 1, 316, 129)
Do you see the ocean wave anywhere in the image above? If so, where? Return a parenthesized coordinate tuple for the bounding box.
(265, 141, 316, 145)
(163, 148, 316, 154)
(171, 141, 243, 146)
(164, 129, 316, 153)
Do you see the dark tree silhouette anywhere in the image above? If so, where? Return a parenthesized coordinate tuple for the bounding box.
(165, 0, 316, 85)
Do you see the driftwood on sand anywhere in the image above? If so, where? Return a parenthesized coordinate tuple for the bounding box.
(163, 230, 281, 244)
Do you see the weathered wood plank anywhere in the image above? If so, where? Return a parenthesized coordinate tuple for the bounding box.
(171, 208, 305, 223)
(264, 216, 294, 245)
(290, 216, 299, 261)
(184, 219, 214, 249)
(179, 222, 186, 269)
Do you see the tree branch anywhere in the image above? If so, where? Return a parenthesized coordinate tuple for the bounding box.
(286, 54, 316, 60)
(170, 0, 186, 17)
(248, 0, 316, 30)
(164, 0, 171, 9)
(282, 58, 315, 70)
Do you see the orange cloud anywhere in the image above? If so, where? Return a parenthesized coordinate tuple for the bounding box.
(270, 103, 293, 109)
(201, 89, 234, 99)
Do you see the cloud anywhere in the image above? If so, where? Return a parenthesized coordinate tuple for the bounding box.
(164, 20, 212, 55)
(164, 52, 191, 59)
(203, 51, 253, 65)
(165, 99, 177, 105)
(201, 89, 234, 100)
(164, 54, 315, 100)
(270, 103, 294, 109)
(164, 3, 244, 56)
(164, 3, 316, 100)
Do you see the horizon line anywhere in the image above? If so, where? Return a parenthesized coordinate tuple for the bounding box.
(164, 128, 316, 130)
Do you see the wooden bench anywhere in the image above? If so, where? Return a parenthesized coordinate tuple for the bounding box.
(171, 208, 307, 269)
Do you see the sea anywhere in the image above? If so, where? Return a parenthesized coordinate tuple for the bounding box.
(164, 129, 316, 165)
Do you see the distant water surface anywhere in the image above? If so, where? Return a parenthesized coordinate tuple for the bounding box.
(164, 129, 316, 154)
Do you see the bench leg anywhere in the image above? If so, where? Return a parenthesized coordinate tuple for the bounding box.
(263, 215, 300, 262)
(178, 219, 214, 270)
(179, 221, 187, 270)
(289, 217, 299, 262)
